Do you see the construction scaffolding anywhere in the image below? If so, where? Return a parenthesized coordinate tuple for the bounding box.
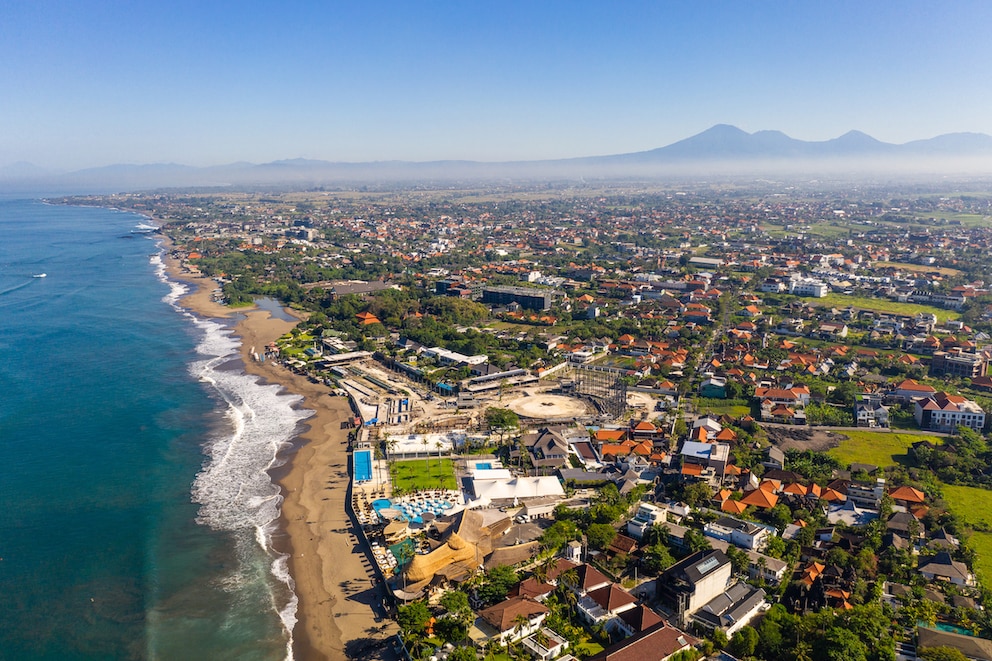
(572, 364, 628, 419)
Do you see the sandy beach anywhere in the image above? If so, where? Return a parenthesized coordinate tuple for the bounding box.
(162, 246, 396, 660)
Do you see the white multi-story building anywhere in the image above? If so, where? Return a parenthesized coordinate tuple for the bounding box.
(703, 516, 773, 551)
(627, 502, 669, 540)
(788, 277, 829, 297)
(915, 392, 986, 433)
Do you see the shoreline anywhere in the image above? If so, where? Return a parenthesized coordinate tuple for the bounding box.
(159, 238, 395, 660)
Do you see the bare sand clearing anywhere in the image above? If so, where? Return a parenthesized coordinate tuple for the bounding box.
(163, 249, 396, 660)
(504, 392, 590, 418)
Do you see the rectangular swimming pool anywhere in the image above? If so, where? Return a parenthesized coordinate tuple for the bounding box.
(354, 449, 372, 482)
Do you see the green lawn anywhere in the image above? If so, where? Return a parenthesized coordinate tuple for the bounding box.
(691, 398, 751, 418)
(815, 293, 960, 323)
(390, 458, 458, 493)
(574, 640, 605, 657)
(828, 431, 943, 469)
(940, 485, 992, 588)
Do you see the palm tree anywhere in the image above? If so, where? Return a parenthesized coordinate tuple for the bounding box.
(483, 638, 501, 660)
(532, 554, 557, 585)
(558, 568, 579, 593)
(556, 568, 579, 618)
(511, 613, 531, 645)
(384, 433, 398, 492)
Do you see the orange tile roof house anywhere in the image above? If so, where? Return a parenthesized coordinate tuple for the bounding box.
(356, 311, 382, 325)
(631, 420, 659, 435)
(893, 378, 937, 401)
(477, 596, 550, 644)
(587, 622, 696, 661)
(581, 583, 639, 629)
(595, 429, 628, 442)
(615, 604, 664, 637)
(889, 485, 926, 504)
(739, 488, 778, 510)
(721, 499, 749, 515)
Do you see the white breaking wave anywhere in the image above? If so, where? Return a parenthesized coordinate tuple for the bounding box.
(152, 250, 308, 661)
(150, 252, 188, 307)
(188, 317, 311, 532)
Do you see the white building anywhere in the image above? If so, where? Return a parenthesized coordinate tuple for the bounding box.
(789, 277, 829, 297)
(627, 502, 669, 540)
(915, 392, 987, 433)
(703, 516, 773, 551)
(422, 346, 489, 366)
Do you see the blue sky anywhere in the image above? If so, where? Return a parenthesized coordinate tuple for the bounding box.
(2, 1, 991, 169)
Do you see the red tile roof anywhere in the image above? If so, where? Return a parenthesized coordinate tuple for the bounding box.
(478, 596, 549, 633)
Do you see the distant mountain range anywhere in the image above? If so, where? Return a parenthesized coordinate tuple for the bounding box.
(5, 125, 992, 192)
(591, 124, 992, 162)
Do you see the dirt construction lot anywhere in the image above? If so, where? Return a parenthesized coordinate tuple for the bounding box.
(503, 392, 592, 419)
(765, 425, 848, 453)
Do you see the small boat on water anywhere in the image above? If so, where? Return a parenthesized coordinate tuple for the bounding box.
(33, 273, 46, 278)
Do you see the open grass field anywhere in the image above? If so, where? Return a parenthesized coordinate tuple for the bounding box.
(692, 397, 751, 418)
(815, 293, 960, 323)
(828, 431, 943, 468)
(942, 485, 992, 527)
(874, 261, 962, 276)
(908, 211, 992, 229)
(762, 221, 856, 240)
(966, 532, 992, 590)
(941, 484, 992, 588)
(390, 458, 458, 492)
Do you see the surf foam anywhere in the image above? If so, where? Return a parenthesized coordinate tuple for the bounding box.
(153, 250, 309, 660)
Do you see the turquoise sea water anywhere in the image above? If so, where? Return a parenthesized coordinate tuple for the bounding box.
(0, 200, 307, 660)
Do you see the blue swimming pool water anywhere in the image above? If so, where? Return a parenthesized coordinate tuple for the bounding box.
(475, 462, 493, 470)
(925, 621, 974, 636)
(371, 498, 392, 518)
(389, 538, 416, 568)
(354, 450, 372, 482)
(370, 497, 453, 523)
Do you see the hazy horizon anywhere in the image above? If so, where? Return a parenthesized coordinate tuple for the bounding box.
(3, 1, 992, 171)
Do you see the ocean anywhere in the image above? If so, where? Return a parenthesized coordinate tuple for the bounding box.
(0, 199, 309, 660)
